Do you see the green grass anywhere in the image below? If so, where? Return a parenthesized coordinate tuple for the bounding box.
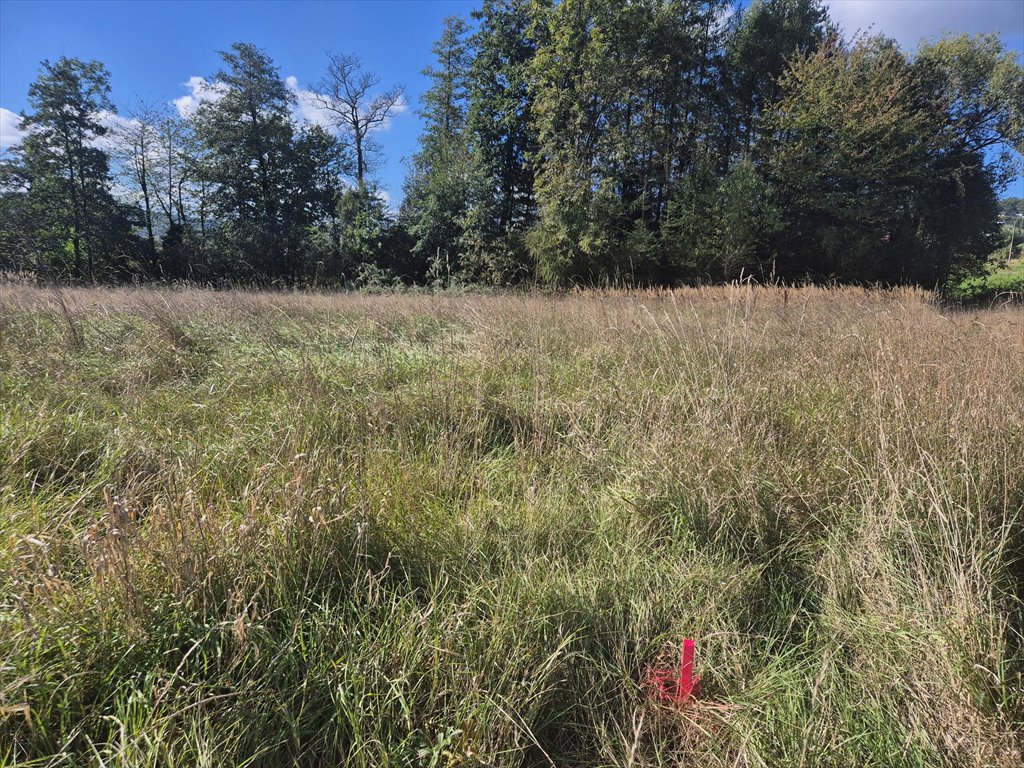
(952, 257, 1024, 301)
(986, 257, 1024, 290)
(1, 284, 1022, 767)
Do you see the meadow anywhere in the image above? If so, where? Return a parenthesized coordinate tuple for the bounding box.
(1, 284, 1022, 767)
(953, 256, 1024, 303)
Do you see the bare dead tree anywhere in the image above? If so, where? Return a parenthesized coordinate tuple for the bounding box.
(153, 112, 192, 232)
(114, 101, 161, 269)
(314, 53, 404, 186)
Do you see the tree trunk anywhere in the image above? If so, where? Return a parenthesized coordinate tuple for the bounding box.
(140, 166, 157, 272)
(66, 138, 82, 277)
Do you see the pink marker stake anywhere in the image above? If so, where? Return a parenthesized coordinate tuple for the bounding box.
(679, 638, 695, 700)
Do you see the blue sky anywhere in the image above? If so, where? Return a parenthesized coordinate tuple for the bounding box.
(1, 0, 1022, 201)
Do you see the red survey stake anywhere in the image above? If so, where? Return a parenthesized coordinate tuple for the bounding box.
(648, 638, 700, 704)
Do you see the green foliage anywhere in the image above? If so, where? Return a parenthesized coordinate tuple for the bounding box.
(528, 0, 733, 285)
(334, 184, 394, 278)
(953, 256, 1024, 301)
(658, 154, 780, 282)
(725, 0, 831, 154)
(462, 0, 541, 281)
(193, 43, 345, 282)
(400, 4, 542, 286)
(401, 16, 477, 284)
(761, 36, 934, 280)
(2, 57, 140, 279)
(527, 0, 622, 285)
(760, 33, 1013, 285)
(0, 6, 1021, 292)
(467, 0, 539, 233)
(914, 33, 1024, 187)
(1001, 197, 1023, 218)
(710, 157, 782, 279)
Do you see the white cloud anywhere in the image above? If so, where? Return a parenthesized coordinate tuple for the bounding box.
(0, 107, 27, 149)
(285, 75, 336, 129)
(373, 92, 406, 134)
(825, 0, 1024, 50)
(89, 110, 141, 151)
(284, 75, 406, 133)
(173, 76, 228, 117)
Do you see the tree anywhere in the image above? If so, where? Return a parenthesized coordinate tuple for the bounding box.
(314, 53, 404, 187)
(3, 9, 1016, 291)
(914, 34, 1024, 189)
(724, 0, 830, 157)
(760, 37, 935, 281)
(1000, 198, 1023, 218)
(112, 101, 163, 272)
(0, 160, 46, 275)
(664, 155, 780, 281)
(459, 0, 542, 282)
(525, 0, 605, 284)
(760, 32, 1019, 286)
(152, 111, 204, 278)
(335, 184, 393, 279)
(528, 0, 731, 285)
(468, 0, 539, 232)
(713, 158, 780, 279)
(193, 43, 345, 282)
(14, 57, 137, 278)
(902, 33, 1023, 284)
(400, 15, 477, 283)
(151, 112, 192, 233)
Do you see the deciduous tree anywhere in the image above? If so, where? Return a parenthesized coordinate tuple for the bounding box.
(314, 53, 404, 187)
(193, 43, 344, 282)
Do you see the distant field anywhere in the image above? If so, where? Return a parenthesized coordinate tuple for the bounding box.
(954, 257, 1024, 301)
(1, 285, 1022, 767)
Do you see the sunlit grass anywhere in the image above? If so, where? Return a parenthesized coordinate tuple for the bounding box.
(953, 256, 1024, 301)
(1, 284, 1022, 766)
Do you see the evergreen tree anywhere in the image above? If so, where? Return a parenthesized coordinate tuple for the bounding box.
(400, 15, 476, 284)
(10, 57, 137, 278)
(462, 0, 542, 282)
(334, 184, 393, 279)
(528, 0, 730, 285)
(724, 0, 830, 158)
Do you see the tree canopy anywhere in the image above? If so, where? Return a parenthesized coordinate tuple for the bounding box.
(2, 0, 1021, 290)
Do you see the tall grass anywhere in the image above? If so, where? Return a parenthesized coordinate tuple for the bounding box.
(1, 284, 1021, 767)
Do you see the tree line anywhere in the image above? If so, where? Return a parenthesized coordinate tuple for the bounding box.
(2, 0, 1022, 288)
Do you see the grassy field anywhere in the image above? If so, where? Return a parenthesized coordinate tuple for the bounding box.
(1, 284, 1022, 767)
(953, 256, 1024, 302)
